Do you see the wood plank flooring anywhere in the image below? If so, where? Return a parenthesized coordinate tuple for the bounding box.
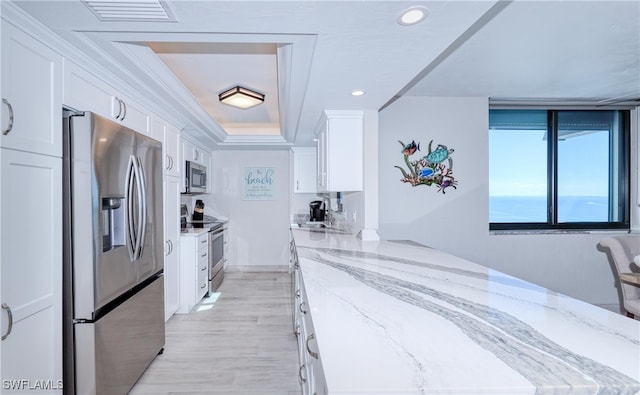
(130, 272, 301, 395)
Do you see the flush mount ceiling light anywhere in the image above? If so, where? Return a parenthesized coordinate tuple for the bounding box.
(218, 86, 265, 109)
(398, 6, 428, 26)
(351, 90, 365, 96)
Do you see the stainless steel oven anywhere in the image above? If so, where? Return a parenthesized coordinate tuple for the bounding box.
(208, 224, 225, 292)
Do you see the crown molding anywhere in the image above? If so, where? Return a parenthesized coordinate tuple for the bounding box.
(1, 2, 317, 148)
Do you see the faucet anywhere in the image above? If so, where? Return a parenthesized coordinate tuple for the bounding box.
(323, 195, 333, 227)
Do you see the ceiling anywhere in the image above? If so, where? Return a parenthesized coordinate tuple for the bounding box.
(11, 1, 640, 150)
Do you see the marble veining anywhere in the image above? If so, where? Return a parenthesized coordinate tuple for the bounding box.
(308, 250, 638, 394)
(291, 229, 640, 394)
(315, 247, 640, 347)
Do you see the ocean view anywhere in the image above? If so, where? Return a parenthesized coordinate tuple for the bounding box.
(489, 195, 609, 223)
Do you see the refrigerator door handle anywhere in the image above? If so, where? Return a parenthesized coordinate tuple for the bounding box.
(134, 156, 147, 260)
(125, 155, 137, 262)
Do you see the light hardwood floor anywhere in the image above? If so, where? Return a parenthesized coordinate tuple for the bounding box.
(130, 272, 301, 395)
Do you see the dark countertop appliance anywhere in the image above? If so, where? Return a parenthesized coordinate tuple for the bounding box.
(309, 200, 325, 222)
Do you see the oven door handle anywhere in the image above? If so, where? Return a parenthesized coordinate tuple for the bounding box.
(210, 227, 225, 237)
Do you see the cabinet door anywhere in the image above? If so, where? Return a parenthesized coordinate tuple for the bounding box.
(165, 124, 181, 178)
(326, 116, 363, 192)
(315, 111, 363, 192)
(1, 23, 62, 157)
(163, 177, 181, 321)
(153, 117, 181, 178)
(182, 139, 195, 163)
(116, 95, 150, 137)
(64, 61, 150, 136)
(63, 60, 113, 118)
(316, 127, 328, 192)
(1, 149, 62, 391)
(293, 148, 317, 193)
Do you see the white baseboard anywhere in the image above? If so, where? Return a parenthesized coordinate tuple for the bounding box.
(225, 265, 289, 273)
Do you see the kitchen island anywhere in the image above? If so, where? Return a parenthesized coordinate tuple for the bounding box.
(290, 227, 640, 394)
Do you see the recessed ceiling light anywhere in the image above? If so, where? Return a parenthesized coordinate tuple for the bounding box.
(351, 90, 365, 96)
(398, 6, 428, 26)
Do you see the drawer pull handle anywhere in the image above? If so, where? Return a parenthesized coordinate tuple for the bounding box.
(294, 324, 300, 337)
(2, 98, 14, 135)
(200, 284, 206, 289)
(201, 253, 207, 257)
(201, 266, 207, 271)
(299, 301, 307, 314)
(295, 290, 300, 299)
(298, 364, 306, 383)
(2, 303, 13, 341)
(306, 333, 318, 359)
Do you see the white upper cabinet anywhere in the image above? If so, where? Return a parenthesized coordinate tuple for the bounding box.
(165, 124, 181, 178)
(182, 139, 209, 167)
(63, 60, 150, 136)
(1, 23, 62, 157)
(292, 147, 317, 194)
(153, 116, 181, 178)
(315, 110, 363, 193)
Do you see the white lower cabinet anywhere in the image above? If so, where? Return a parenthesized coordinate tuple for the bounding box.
(1, 148, 62, 391)
(163, 177, 181, 321)
(177, 233, 209, 313)
(293, 256, 327, 395)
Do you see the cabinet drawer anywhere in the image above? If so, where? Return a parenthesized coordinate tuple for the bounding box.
(197, 259, 208, 298)
(198, 234, 208, 250)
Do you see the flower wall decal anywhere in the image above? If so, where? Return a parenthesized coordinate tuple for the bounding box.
(394, 139, 458, 193)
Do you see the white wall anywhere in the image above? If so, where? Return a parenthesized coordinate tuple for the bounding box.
(379, 96, 637, 306)
(196, 150, 291, 271)
(379, 97, 490, 262)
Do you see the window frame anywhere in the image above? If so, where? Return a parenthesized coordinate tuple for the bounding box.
(489, 107, 631, 231)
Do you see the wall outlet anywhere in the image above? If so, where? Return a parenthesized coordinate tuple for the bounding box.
(351, 210, 357, 223)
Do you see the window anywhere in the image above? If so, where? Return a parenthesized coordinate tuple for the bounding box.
(489, 109, 630, 230)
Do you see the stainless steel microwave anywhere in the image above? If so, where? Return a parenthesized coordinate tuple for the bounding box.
(184, 161, 207, 194)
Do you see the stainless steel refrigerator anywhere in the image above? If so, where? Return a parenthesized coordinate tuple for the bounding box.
(62, 111, 165, 394)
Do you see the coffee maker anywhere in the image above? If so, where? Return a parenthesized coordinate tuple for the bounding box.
(309, 200, 325, 222)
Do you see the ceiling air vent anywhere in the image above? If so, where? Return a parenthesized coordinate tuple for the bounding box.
(82, 0, 176, 22)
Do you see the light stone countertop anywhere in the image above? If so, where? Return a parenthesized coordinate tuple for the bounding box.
(291, 227, 640, 395)
(180, 220, 228, 237)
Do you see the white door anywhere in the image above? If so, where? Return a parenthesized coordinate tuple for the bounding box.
(1, 23, 62, 157)
(1, 148, 62, 391)
(164, 177, 181, 321)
